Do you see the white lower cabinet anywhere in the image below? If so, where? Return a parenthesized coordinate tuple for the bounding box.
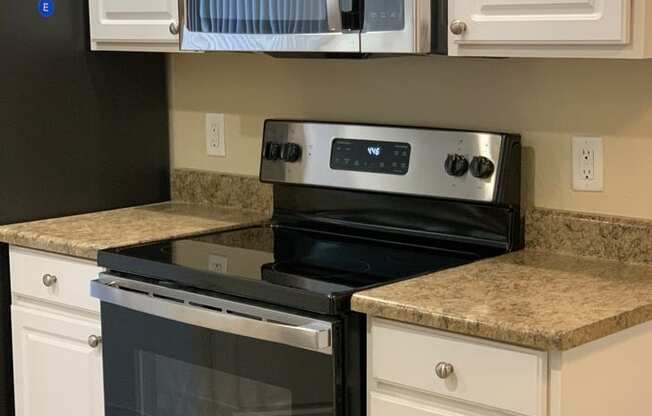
(368, 318, 546, 416)
(368, 317, 652, 416)
(372, 319, 546, 415)
(370, 392, 490, 416)
(11, 306, 104, 416)
(370, 393, 447, 416)
(9, 247, 105, 416)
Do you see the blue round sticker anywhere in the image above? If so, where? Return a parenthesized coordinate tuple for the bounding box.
(38, 0, 55, 18)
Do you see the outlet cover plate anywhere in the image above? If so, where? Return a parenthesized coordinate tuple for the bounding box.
(572, 136, 603, 192)
(208, 254, 228, 273)
(205, 113, 225, 157)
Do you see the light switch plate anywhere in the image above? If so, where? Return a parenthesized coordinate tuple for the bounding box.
(205, 113, 225, 157)
(572, 136, 603, 192)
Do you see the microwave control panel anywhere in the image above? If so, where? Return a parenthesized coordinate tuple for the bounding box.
(330, 139, 411, 175)
(364, 0, 405, 31)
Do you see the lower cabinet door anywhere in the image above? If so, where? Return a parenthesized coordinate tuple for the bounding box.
(11, 305, 104, 416)
(371, 393, 447, 416)
(370, 392, 505, 416)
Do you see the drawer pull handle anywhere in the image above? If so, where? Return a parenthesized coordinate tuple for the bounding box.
(88, 335, 102, 348)
(42, 274, 58, 288)
(435, 362, 454, 379)
(450, 20, 467, 36)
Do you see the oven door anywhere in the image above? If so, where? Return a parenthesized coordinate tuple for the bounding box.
(181, 0, 361, 52)
(91, 276, 341, 416)
(361, 0, 442, 54)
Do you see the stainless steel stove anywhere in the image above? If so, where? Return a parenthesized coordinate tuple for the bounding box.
(92, 120, 523, 416)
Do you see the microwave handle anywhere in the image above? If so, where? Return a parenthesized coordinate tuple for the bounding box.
(326, 0, 343, 32)
(91, 277, 333, 355)
(178, 0, 186, 44)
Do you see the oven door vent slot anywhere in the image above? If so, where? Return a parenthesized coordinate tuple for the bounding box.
(188, 301, 223, 313)
(152, 293, 184, 303)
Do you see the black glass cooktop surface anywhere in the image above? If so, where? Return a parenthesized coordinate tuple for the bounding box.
(99, 225, 478, 315)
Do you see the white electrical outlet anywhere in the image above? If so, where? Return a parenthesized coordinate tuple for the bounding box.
(208, 254, 228, 273)
(572, 136, 604, 192)
(205, 113, 225, 157)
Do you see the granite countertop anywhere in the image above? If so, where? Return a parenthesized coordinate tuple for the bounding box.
(0, 202, 269, 260)
(352, 250, 652, 351)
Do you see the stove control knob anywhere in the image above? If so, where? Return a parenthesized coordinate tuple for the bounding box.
(263, 142, 281, 161)
(281, 143, 302, 163)
(444, 154, 469, 177)
(470, 156, 495, 179)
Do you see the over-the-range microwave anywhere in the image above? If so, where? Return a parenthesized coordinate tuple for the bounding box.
(180, 0, 448, 55)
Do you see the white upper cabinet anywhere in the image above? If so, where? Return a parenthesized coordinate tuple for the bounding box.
(89, 0, 180, 52)
(448, 0, 652, 58)
(452, 0, 630, 44)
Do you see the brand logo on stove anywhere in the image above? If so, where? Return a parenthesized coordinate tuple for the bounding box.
(367, 146, 382, 157)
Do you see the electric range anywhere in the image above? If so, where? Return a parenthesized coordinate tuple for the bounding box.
(93, 120, 523, 416)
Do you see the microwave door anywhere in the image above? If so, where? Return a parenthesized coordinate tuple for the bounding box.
(360, 0, 433, 54)
(181, 0, 361, 53)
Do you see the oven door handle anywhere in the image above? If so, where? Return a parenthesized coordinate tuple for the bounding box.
(90, 277, 333, 355)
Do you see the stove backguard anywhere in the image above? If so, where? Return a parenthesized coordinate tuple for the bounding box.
(261, 120, 522, 253)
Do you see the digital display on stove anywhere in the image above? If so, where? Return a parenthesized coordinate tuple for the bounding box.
(330, 139, 411, 175)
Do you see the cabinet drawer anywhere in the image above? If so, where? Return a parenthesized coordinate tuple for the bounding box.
(371, 318, 546, 416)
(10, 247, 103, 313)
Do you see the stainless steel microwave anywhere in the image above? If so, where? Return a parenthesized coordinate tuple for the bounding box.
(180, 0, 448, 55)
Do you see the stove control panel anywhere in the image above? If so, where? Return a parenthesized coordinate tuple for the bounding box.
(260, 121, 520, 204)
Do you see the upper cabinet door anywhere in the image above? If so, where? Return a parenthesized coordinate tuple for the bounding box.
(89, 0, 180, 52)
(449, 0, 634, 57)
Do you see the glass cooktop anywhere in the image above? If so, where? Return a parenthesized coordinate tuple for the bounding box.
(99, 225, 477, 315)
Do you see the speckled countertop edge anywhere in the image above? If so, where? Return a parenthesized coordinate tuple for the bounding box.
(0, 202, 270, 260)
(352, 250, 652, 351)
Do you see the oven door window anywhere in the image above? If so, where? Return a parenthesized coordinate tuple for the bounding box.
(102, 304, 338, 416)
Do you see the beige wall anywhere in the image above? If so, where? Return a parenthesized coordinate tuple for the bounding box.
(169, 53, 652, 219)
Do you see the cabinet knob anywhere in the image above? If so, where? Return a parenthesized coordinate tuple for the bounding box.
(42, 274, 58, 288)
(450, 20, 468, 35)
(88, 335, 102, 349)
(435, 362, 455, 379)
(169, 21, 180, 35)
